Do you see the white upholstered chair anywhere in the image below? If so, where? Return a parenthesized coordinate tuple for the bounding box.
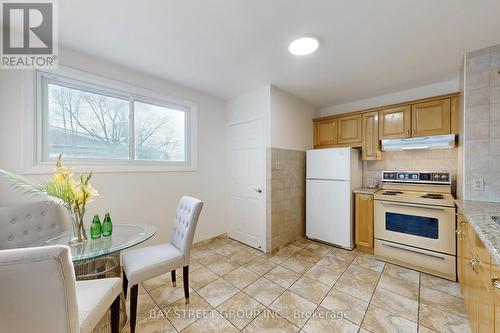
(121, 196, 204, 333)
(0, 245, 122, 333)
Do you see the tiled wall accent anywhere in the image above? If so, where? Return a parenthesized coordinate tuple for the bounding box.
(363, 149, 458, 191)
(266, 148, 306, 253)
(463, 45, 500, 202)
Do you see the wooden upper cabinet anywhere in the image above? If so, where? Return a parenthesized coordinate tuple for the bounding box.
(378, 105, 411, 139)
(355, 193, 374, 251)
(337, 114, 362, 145)
(314, 119, 337, 147)
(411, 98, 451, 137)
(362, 111, 381, 160)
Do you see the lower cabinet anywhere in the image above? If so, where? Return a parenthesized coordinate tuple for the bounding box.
(458, 212, 499, 333)
(355, 193, 374, 252)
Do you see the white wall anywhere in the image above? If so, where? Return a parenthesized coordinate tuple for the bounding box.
(270, 86, 316, 151)
(319, 78, 460, 117)
(0, 48, 227, 245)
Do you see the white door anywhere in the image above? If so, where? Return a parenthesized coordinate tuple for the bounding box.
(306, 179, 354, 249)
(227, 119, 265, 251)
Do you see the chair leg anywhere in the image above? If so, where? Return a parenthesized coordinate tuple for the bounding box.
(171, 270, 177, 287)
(183, 265, 189, 304)
(123, 271, 129, 299)
(110, 295, 120, 333)
(130, 284, 138, 333)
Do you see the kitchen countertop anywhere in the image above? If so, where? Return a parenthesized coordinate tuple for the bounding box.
(456, 200, 500, 266)
(353, 188, 380, 195)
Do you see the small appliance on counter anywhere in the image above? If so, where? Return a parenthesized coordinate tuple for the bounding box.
(374, 171, 456, 280)
(306, 148, 362, 250)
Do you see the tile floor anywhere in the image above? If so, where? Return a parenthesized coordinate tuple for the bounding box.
(122, 236, 470, 333)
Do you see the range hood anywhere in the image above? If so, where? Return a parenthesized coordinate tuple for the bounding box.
(381, 134, 456, 151)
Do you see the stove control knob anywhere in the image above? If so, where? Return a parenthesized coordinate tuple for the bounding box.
(441, 174, 448, 180)
(433, 174, 440, 180)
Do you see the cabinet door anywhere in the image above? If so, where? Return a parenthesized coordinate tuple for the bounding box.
(492, 264, 500, 332)
(337, 114, 362, 145)
(379, 105, 411, 139)
(457, 213, 467, 285)
(355, 194, 373, 250)
(362, 111, 382, 160)
(314, 119, 337, 147)
(411, 98, 451, 136)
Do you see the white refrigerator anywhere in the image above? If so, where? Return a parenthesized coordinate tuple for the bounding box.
(306, 148, 362, 250)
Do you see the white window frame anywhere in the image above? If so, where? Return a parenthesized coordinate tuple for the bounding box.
(28, 66, 198, 173)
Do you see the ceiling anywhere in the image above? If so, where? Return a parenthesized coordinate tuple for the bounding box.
(59, 0, 500, 107)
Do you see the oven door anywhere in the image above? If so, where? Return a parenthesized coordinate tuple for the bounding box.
(374, 200, 455, 255)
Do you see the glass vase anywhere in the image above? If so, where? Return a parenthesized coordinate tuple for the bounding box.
(68, 207, 88, 245)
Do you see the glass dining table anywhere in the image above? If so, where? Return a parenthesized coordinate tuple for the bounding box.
(34, 223, 156, 332)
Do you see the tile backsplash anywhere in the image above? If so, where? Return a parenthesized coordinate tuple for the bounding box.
(463, 44, 500, 202)
(266, 148, 306, 253)
(363, 149, 458, 192)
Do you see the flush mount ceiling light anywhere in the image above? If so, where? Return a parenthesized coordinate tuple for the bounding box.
(288, 36, 319, 56)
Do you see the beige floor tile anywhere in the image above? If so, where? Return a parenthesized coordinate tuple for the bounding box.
(265, 251, 290, 265)
(269, 290, 318, 327)
(244, 277, 286, 306)
(242, 309, 300, 333)
(418, 325, 440, 333)
(279, 244, 303, 256)
(121, 316, 176, 333)
(304, 242, 332, 255)
(181, 309, 238, 333)
(190, 246, 210, 259)
(212, 243, 240, 257)
(325, 248, 359, 263)
(371, 287, 418, 322)
(352, 254, 385, 272)
(126, 292, 160, 321)
(194, 250, 224, 266)
(205, 237, 229, 250)
(334, 272, 377, 302)
(226, 250, 258, 265)
(358, 329, 372, 333)
(281, 256, 314, 274)
(222, 266, 260, 289)
(289, 276, 330, 305)
(320, 289, 368, 325)
(302, 307, 359, 333)
(343, 264, 381, 284)
(315, 256, 351, 274)
(245, 247, 264, 256)
(161, 292, 212, 331)
(205, 258, 239, 276)
(361, 304, 417, 333)
(197, 278, 239, 307)
(294, 248, 321, 263)
(187, 267, 218, 290)
(293, 238, 312, 248)
(217, 292, 266, 330)
(419, 303, 471, 333)
(383, 263, 420, 286)
(149, 283, 191, 308)
(377, 273, 419, 301)
(245, 258, 277, 275)
(264, 265, 301, 288)
(142, 272, 176, 292)
(421, 273, 462, 298)
(304, 264, 342, 286)
(172, 260, 203, 278)
(420, 287, 467, 318)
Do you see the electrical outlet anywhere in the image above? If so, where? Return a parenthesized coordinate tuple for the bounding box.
(473, 178, 485, 191)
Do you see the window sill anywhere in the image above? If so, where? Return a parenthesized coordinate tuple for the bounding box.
(24, 161, 198, 174)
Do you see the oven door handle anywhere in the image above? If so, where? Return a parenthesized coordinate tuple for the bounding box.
(382, 243, 446, 260)
(381, 202, 445, 211)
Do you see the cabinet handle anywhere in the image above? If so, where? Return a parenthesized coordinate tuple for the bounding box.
(469, 257, 480, 274)
(412, 129, 416, 135)
(492, 277, 500, 289)
(406, 129, 410, 136)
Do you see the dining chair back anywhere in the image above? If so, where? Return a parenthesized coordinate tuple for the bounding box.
(0, 202, 68, 250)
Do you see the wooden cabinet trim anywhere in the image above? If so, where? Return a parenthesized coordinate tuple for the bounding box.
(355, 193, 374, 251)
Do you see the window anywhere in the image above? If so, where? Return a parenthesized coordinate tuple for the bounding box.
(36, 69, 197, 171)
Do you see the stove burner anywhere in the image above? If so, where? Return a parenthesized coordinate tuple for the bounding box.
(382, 191, 403, 196)
(421, 193, 445, 199)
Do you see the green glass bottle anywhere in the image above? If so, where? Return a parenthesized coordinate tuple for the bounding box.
(102, 212, 113, 237)
(90, 214, 102, 239)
